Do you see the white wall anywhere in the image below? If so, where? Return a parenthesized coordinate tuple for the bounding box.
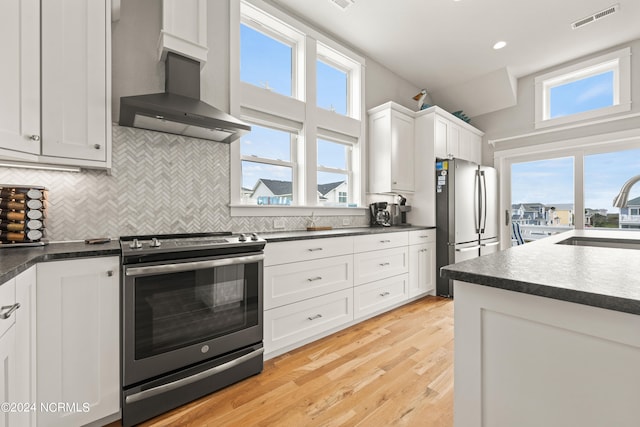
(472, 39, 640, 166)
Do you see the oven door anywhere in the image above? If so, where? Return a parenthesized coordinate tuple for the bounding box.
(122, 252, 264, 387)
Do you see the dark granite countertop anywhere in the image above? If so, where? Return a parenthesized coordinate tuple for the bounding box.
(440, 229, 640, 315)
(261, 225, 434, 242)
(0, 240, 121, 285)
(0, 226, 435, 285)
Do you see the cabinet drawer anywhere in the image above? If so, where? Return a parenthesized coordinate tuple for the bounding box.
(354, 274, 408, 319)
(264, 255, 353, 309)
(0, 278, 16, 338)
(265, 236, 354, 266)
(353, 231, 408, 253)
(354, 246, 408, 285)
(264, 289, 353, 354)
(409, 229, 436, 245)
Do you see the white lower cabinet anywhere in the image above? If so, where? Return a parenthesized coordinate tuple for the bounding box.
(264, 255, 353, 310)
(264, 288, 353, 354)
(36, 257, 119, 427)
(408, 229, 436, 298)
(264, 230, 436, 357)
(0, 267, 36, 427)
(0, 278, 17, 427)
(354, 274, 408, 319)
(353, 246, 408, 286)
(13, 268, 37, 427)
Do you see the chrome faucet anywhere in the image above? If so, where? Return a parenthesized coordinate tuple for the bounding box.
(613, 174, 640, 208)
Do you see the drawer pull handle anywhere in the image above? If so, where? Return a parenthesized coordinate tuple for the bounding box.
(307, 276, 322, 282)
(379, 262, 390, 266)
(419, 235, 428, 238)
(307, 248, 323, 252)
(379, 292, 390, 297)
(379, 240, 391, 243)
(0, 303, 20, 320)
(307, 314, 323, 321)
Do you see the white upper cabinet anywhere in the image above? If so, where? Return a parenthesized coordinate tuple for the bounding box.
(41, 0, 111, 165)
(433, 111, 481, 163)
(160, 0, 208, 63)
(0, 0, 40, 156)
(368, 102, 415, 193)
(0, 0, 111, 169)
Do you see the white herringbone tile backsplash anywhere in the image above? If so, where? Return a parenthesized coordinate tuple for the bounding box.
(0, 126, 367, 241)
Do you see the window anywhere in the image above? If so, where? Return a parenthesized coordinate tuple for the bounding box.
(240, 124, 297, 205)
(317, 137, 352, 206)
(535, 48, 631, 129)
(584, 148, 640, 229)
(498, 134, 640, 247)
(511, 157, 575, 243)
(231, 0, 365, 214)
(240, 23, 294, 97)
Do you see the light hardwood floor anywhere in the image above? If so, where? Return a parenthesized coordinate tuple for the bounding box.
(113, 296, 454, 427)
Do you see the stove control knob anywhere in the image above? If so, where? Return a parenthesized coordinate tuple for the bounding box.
(129, 238, 142, 249)
(251, 233, 259, 241)
(150, 237, 161, 248)
(238, 233, 247, 242)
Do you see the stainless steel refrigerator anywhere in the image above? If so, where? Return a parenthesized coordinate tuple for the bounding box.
(435, 158, 499, 297)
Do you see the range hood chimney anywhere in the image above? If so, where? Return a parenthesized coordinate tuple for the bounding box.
(119, 52, 250, 143)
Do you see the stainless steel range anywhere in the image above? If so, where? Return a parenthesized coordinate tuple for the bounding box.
(119, 232, 266, 426)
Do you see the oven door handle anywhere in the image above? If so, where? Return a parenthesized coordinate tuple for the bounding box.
(125, 254, 265, 277)
(124, 347, 264, 405)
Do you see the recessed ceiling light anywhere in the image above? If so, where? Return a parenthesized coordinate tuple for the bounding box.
(493, 41, 507, 50)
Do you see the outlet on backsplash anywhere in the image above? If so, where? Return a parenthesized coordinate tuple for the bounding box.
(342, 218, 350, 226)
(273, 219, 285, 229)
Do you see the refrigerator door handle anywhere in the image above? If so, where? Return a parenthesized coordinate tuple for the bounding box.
(455, 245, 481, 252)
(481, 171, 488, 234)
(474, 170, 480, 233)
(481, 241, 500, 247)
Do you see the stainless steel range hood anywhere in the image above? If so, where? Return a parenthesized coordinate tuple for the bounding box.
(119, 52, 250, 143)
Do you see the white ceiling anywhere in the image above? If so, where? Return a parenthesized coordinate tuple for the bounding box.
(270, 0, 640, 116)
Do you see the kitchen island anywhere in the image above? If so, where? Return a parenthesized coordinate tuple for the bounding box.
(441, 229, 640, 427)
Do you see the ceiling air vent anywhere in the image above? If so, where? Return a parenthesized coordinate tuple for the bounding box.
(572, 4, 619, 29)
(328, 0, 355, 11)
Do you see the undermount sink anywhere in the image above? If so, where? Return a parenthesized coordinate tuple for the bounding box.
(556, 236, 640, 250)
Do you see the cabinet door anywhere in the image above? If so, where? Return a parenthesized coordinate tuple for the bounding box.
(41, 0, 109, 162)
(409, 243, 435, 298)
(434, 117, 449, 158)
(0, 0, 40, 155)
(13, 267, 37, 427)
(37, 257, 119, 427)
(160, 0, 208, 62)
(391, 110, 415, 192)
(447, 122, 460, 159)
(0, 327, 16, 427)
(353, 274, 408, 319)
(353, 246, 408, 286)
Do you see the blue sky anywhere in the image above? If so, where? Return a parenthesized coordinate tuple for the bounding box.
(240, 24, 349, 189)
(550, 71, 614, 118)
(512, 149, 640, 214)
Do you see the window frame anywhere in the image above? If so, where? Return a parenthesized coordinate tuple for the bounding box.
(534, 47, 631, 129)
(229, 0, 366, 217)
(240, 120, 299, 205)
(316, 42, 356, 117)
(495, 128, 640, 249)
(316, 135, 354, 206)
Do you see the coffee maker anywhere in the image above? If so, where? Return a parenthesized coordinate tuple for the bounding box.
(388, 194, 411, 225)
(369, 202, 391, 227)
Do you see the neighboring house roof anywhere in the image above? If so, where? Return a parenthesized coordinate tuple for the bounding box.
(627, 196, 640, 206)
(251, 179, 345, 197)
(317, 181, 345, 196)
(253, 179, 292, 196)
